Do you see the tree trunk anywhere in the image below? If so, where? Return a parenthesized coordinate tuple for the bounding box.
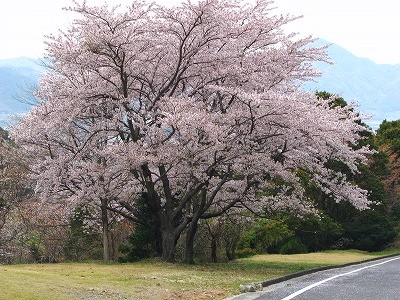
(183, 188, 207, 264)
(211, 237, 218, 263)
(101, 198, 110, 261)
(155, 226, 163, 256)
(161, 227, 177, 262)
(183, 221, 198, 264)
(225, 240, 236, 261)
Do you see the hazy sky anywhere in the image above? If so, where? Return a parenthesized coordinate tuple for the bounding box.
(0, 0, 399, 64)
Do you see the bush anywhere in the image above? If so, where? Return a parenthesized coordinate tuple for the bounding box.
(345, 210, 397, 251)
(118, 223, 159, 262)
(118, 194, 160, 262)
(279, 237, 308, 254)
(285, 214, 343, 252)
(237, 219, 294, 254)
(26, 232, 45, 262)
(331, 238, 354, 250)
(63, 207, 102, 261)
(235, 248, 257, 258)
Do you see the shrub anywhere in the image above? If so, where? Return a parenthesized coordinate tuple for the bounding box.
(63, 207, 102, 261)
(118, 223, 159, 262)
(235, 248, 257, 258)
(285, 213, 343, 252)
(345, 210, 397, 251)
(279, 237, 308, 254)
(237, 219, 294, 254)
(26, 232, 46, 262)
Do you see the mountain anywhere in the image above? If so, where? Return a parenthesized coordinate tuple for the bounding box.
(0, 57, 44, 127)
(1, 43, 400, 129)
(304, 40, 400, 129)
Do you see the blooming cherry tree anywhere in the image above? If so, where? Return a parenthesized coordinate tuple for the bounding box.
(13, 0, 372, 262)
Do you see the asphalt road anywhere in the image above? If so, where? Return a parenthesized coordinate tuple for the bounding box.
(229, 256, 400, 300)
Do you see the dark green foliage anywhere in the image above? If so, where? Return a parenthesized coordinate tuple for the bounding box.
(284, 214, 343, 252)
(118, 194, 160, 262)
(279, 237, 308, 254)
(293, 92, 398, 252)
(368, 150, 390, 178)
(392, 205, 400, 222)
(284, 115, 400, 253)
(0, 127, 16, 147)
(344, 210, 397, 251)
(313, 158, 397, 251)
(375, 119, 400, 223)
(237, 219, 294, 254)
(316, 91, 347, 108)
(26, 232, 45, 262)
(64, 207, 102, 261)
(118, 223, 158, 262)
(0, 127, 10, 142)
(376, 119, 400, 155)
(355, 164, 387, 205)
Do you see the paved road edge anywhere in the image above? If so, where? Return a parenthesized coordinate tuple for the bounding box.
(224, 252, 400, 300)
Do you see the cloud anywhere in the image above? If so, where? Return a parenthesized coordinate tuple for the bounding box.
(275, 0, 400, 64)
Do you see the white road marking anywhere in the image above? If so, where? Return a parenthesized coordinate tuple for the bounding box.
(280, 256, 400, 300)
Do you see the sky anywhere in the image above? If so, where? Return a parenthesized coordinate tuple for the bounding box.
(0, 0, 399, 64)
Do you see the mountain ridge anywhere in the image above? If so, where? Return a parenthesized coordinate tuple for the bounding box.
(0, 57, 43, 127)
(304, 39, 400, 129)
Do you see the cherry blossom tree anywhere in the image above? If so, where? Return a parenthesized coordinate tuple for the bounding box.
(13, 0, 372, 262)
(0, 129, 72, 263)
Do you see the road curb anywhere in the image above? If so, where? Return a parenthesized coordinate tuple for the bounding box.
(225, 252, 400, 300)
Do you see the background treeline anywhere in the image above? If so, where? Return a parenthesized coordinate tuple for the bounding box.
(0, 94, 399, 264)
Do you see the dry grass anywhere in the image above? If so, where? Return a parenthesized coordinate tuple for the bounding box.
(0, 250, 396, 300)
(245, 250, 383, 265)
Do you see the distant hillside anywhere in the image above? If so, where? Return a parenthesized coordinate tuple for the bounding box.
(1, 44, 400, 129)
(0, 57, 44, 127)
(304, 40, 400, 129)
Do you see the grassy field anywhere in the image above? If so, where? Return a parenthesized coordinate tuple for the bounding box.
(0, 250, 398, 300)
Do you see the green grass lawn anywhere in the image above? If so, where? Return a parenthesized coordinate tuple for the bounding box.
(0, 250, 397, 300)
